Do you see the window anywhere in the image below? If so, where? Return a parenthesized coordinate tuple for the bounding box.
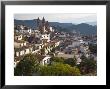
(44, 60, 46, 65)
(47, 59, 50, 63)
(25, 49, 26, 52)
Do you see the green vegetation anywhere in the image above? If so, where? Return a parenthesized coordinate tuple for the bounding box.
(38, 63, 81, 76)
(40, 48, 45, 55)
(51, 46, 60, 53)
(78, 55, 97, 75)
(22, 36, 28, 41)
(14, 54, 39, 76)
(64, 56, 77, 67)
(14, 31, 20, 36)
(89, 44, 97, 54)
(14, 54, 96, 76)
(50, 57, 64, 63)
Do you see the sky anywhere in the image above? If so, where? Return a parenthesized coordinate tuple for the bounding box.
(14, 13, 97, 24)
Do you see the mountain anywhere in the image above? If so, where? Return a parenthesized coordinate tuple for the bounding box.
(49, 22, 97, 35)
(14, 19, 97, 35)
(85, 21, 97, 26)
(14, 19, 37, 29)
(73, 23, 97, 35)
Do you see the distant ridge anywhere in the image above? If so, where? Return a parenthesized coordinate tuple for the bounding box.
(85, 21, 97, 26)
(14, 19, 97, 35)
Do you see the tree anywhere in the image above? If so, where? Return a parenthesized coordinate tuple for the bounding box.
(22, 36, 28, 41)
(89, 44, 97, 54)
(50, 57, 64, 63)
(64, 56, 77, 67)
(40, 48, 45, 55)
(14, 54, 39, 76)
(37, 63, 81, 76)
(80, 54, 87, 61)
(78, 56, 97, 75)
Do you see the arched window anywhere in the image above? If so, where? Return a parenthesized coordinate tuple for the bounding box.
(44, 60, 46, 65)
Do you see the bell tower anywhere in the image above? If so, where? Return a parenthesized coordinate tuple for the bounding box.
(42, 17, 45, 26)
(37, 17, 40, 28)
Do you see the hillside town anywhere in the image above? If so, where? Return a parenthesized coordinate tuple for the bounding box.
(14, 17, 97, 76)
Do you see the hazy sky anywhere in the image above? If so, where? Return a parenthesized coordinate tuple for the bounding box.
(14, 13, 97, 24)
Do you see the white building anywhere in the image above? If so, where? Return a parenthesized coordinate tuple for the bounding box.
(35, 44, 44, 50)
(15, 47, 33, 57)
(75, 54, 82, 64)
(40, 34, 50, 42)
(56, 52, 75, 59)
(14, 60, 20, 68)
(40, 56, 51, 65)
(35, 31, 40, 38)
(55, 41, 60, 47)
(15, 34, 23, 40)
(49, 27, 54, 32)
(14, 41, 27, 48)
(17, 25, 32, 34)
(76, 58, 82, 65)
(80, 45, 89, 53)
(67, 41, 80, 48)
(20, 28, 32, 34)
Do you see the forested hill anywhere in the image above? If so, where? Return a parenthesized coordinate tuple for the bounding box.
(14, 19, 97, 35)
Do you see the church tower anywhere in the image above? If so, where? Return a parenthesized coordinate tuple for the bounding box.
(37, 17, 40, 28)
(42, 17, 45, 26)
